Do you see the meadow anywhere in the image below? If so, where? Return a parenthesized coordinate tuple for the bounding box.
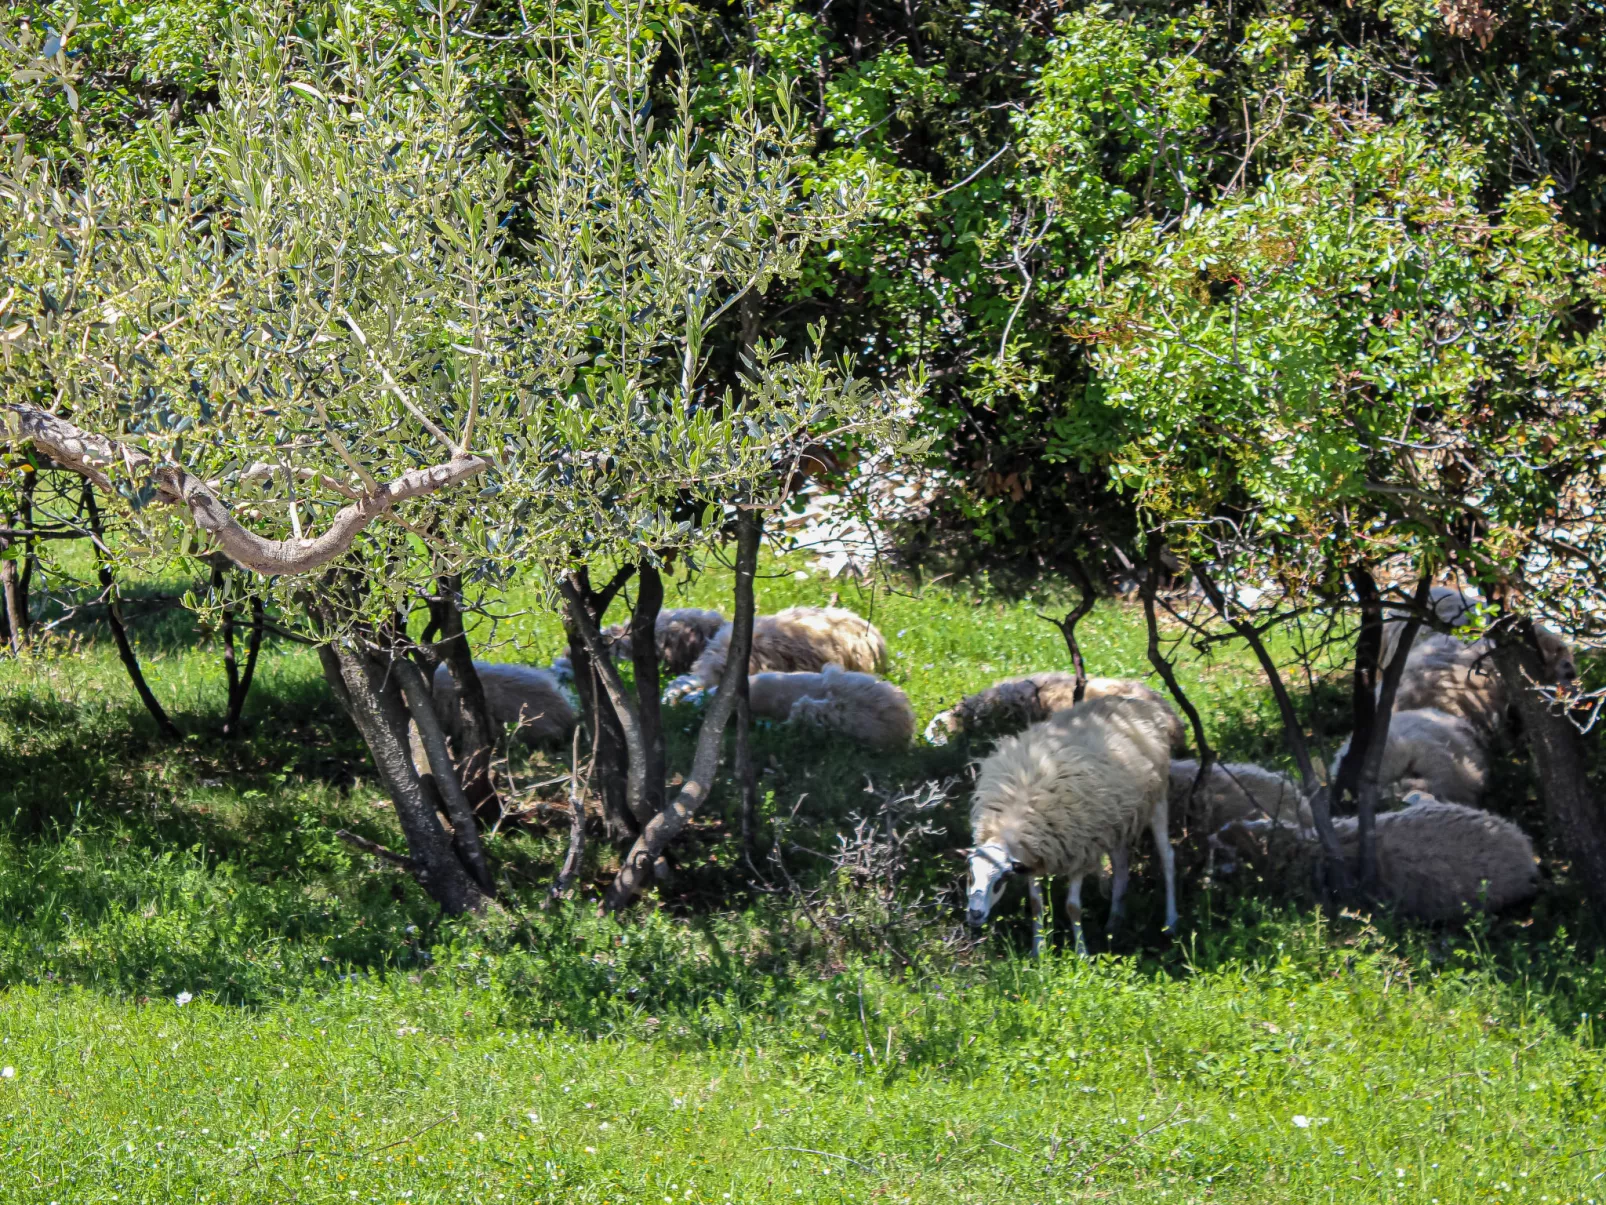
(1, 556, 1604, 1203)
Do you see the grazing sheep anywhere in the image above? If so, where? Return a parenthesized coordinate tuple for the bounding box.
(746, 664, 915, 751)
(1168, 758, 1311, 832)
(1210, 798, 1539, 923)
(601, 607, 728, 676)
(926, 673, 1187, 754)
(432, 661, 576, 749)
(1328, 707, 1490, 805)
(966, 694, 1178, 955)
(667, 606, 889, 698)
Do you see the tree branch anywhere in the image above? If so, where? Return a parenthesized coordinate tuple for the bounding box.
(5, 404, 488, 576)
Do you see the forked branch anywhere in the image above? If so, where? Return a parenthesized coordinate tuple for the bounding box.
(4, 404, 488, 576)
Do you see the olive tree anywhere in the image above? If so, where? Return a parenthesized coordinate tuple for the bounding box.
(0, 2, 911, 913)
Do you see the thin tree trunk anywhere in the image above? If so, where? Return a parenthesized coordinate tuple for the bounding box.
(318, 642, 492, 914)
(0, 555, 23, 652)
(85, 485, 181, 740)
(1059, 551, 1097, 703)
(394, 655, 495, 894)
(562, 569, 655, 829)
(427, 575, 500, 816)
(12, 469, 35, 644)
(1343, 575, 1431, 895)
(214, 562, 264, 736)
(1139, 536, 1212, 762)
(630, 560, 668, 825)
(1495, 632, 1606, 921)
(1192, 562, 1346, 884)
(563, 566, 638, 839)
(549, 725, 590, 905)
(606, 507, 762, 911)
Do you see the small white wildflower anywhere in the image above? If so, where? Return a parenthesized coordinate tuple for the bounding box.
(0, 1067, 13, 1079)
(527, 1111, 540, 1125)
(792, 570, 809, 581)
(1292, 1115, 1311, 1128)
(175, 992, 193, 1007)
(474, 1132, 486, 1142)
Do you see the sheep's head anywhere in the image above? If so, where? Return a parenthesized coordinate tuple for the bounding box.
(966, 841, 1025, 926)
(924, 709, 962, 746)
(1535, 625, 1579, 686)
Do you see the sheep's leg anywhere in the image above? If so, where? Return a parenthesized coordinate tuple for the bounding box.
(1066, 875, 1088, 957)
(1027, 876, 1045, 958)
(1107, 845, 1130, 936)
(1151, 806, 1179, 934)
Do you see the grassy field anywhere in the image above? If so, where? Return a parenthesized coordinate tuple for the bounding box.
(1, 554, 1604, 1202)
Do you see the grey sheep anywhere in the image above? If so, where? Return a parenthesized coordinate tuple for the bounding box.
(1210, 798, 1539, 923)
(1328, 706, 1489, 805)
(926, 672, 1186, 754)
(1168, 758, 1311, 833)
(747, 664, 915, 751)
(666, 606, 889, 699)
(966, 694, 1179, 956)
(431, 661, 576, 750)
(600, 607, 728, 676)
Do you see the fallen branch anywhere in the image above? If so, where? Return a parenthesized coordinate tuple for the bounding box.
(335, 828, 419, 870)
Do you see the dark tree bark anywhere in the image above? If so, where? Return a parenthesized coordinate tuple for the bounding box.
(606, 507, 762, 910)
(1057, 551, 1098, 703)
(630, 560, 668, 825)
(426, 575, 501, 817)
(1495, 633, 1606, 921)
(84, 485, 181, 741)
(561, 565, 644, 837)
(213, 560, 265, 736)
(565, 565, 639, 841)
(1139, 536, 1212, 762)
(318, 641, 493, 915)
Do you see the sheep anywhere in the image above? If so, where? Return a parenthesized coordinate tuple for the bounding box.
(1391, 632, 1510, 738)
(745, 664, 916, 751)
(1168, 758, 1311, 833)
(431, 661, 576, 750)
(966, 694, 1178, 956)
(600, 607, 728, 676)
(1327, 706, 1490, 805)
(1209, 798, 1539, 923)
(666, 606, 889, 698)
(1379, 584, 1481, 666)
(926, 672, 1187, 754)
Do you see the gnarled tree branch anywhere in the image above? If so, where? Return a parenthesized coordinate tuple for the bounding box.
(4, 404, 488, 576)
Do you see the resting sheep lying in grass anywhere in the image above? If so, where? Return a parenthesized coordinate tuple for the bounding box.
(926, 672, 1187, 754)
(601, 607, 728, 676)
(746, 665, 915, 751)
(1168, 758, 1311, 832)
(966, 694, 1178, 956)
(1210, 798, 1539, 923)
(1390, 632, 1510, 739)
(432, 661, 576, 750)
(665, 606, 889, 699)
(1328, 707, 1489, 805)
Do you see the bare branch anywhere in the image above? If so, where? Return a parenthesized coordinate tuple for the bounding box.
(4, 403, 489, 576)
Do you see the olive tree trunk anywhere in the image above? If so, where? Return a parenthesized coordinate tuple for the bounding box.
(605, 508, 762, 911)
(318, 641, 494, 915)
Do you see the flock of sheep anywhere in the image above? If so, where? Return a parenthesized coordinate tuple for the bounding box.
(424, 588, 1564, 946)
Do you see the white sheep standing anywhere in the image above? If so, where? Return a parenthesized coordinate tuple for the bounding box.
(431, 661, 576, 750)
(1168, 758, 1311, 833)
(966, 694, 1179, 955)
(1328, 706, 1490, 805)
(601, 607, 728, 676)
(666, 606, 889, 699)
(747, 664, 916, 751)
(1210, 797, 1539, 923)
(926, 672, 1187, 754)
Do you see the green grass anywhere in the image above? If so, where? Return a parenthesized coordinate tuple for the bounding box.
(1, 554, 1605, 1200)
